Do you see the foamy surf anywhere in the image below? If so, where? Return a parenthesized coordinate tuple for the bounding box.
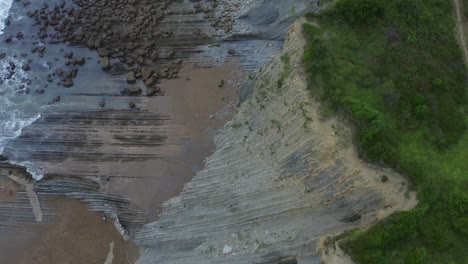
(0, 48, 43, 179)
(0, 0, 13, 35)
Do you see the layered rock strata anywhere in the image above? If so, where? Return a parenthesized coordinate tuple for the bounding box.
(134, 21, 415, 264)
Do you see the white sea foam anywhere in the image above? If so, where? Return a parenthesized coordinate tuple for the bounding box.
(0, 0, 13, 35)
(0, 54, 42, 179)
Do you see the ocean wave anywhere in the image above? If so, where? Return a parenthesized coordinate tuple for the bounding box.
(0, 52, 42, 179)
(0, 0, 13, 35)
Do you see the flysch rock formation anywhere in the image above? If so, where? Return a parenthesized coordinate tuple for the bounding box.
(134, 21, 417, 264)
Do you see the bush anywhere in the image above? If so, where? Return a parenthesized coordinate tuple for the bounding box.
(452, 217, 468, 237)
(335, 0, 385, 25)
(414, 104, 430, 119)
(352, 103, 385, 142)
(405, 247, 427, 264)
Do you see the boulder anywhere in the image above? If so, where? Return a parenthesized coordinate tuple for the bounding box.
(122, 87, 142, 96)
(75, 57, 86, 65)
(144, 77, 157, 86)
(8, 62, 16, 70)
(129, 102, 136, 108)
(63, 79, 73, 87)
(146, 85, 160, 97)
(141, 67, 153, 81)
(64, 51, 73, 59)
(126, 71, 136, 83)
(0, 53, 6, 59)
(101, 57, 111, 70)
(99, 100, 106, 108)
(55, 68, 64, 77)
(21, 64, 30, 71)
(135, 70, 142, 79)
(97, 47, 109, 57)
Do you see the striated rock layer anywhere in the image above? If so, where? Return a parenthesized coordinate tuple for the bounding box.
(134, 21, 415, 264)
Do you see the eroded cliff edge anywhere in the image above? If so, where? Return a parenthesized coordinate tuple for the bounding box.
(134, 21, 417, 264)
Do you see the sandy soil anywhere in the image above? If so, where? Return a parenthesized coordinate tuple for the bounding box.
(0, 196, 140, 264)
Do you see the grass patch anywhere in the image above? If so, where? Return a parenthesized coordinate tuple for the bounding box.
(303, 0, 467, 263)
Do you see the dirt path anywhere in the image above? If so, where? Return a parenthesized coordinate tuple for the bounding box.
(454, 0, 468, 70)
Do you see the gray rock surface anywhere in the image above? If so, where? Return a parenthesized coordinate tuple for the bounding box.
(134, 22, 413, 264)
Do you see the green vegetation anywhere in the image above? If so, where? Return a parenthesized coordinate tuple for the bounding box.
(303, 0, 467, 263)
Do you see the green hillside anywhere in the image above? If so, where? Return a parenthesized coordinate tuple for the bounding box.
(303, 0, 468, 263)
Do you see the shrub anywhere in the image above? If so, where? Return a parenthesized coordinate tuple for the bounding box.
(452, 217, 468, 237)
(351, 102, 386, 143)
(381, 175, 389, 183)
(405, 247, 427, 264)
(335, 0, 385, 25)
(414, 104, 430, 119)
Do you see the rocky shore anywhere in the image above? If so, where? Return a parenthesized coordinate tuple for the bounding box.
(0, 0, 353, 263)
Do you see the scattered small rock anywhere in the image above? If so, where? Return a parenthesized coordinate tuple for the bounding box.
(35, 89, 45, 94)
(228, 49, 236, 55)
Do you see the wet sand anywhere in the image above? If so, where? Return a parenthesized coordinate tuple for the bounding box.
(0, 196, 140, 264)
(0, 63, 244, 263)
(105, 63, 243, 217)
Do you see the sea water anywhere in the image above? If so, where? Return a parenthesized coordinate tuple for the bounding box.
(0, 0, 42, 178)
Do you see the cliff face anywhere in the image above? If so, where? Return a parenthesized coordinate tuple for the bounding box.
(134, 21, 416, 264)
